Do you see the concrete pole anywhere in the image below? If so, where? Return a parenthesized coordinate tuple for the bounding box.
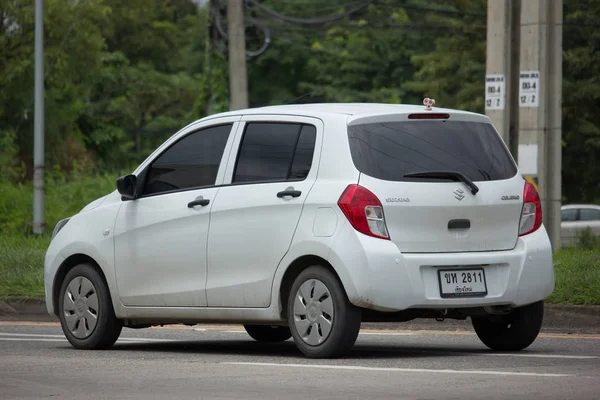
(485, 0, 510, 145)
(33, 0, 45, 235)
(508, 0, 521, 160)
(518, 0, 562, 249)
(227, 0, 248, 110)
(485, 0, 520, 159)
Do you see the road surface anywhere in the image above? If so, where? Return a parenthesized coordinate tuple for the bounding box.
(1, 321, 599, 399)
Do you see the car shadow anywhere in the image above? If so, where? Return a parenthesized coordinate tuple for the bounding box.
(103, 339, 493, 360)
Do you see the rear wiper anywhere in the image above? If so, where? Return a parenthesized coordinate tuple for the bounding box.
(403, 170, 479, 195)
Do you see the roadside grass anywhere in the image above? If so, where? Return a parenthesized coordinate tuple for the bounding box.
(547, 246, 600, 305)
(1, 231, 599, 304)
(0, 234, 50, 298)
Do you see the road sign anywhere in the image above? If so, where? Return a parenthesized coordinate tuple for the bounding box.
(485, 74, 505, 110)
(519, 70, 540, 108)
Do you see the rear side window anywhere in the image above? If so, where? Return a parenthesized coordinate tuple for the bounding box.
(143, 124, 232, 195)
(580, 208, 600, 221)
(347, 121, 517, 182)
(233, 123, 316, 183)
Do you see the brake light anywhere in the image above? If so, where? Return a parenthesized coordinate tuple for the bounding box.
(407, 113, 450, 120)
(338, 184, 390, 240)
(518, 181, 542, 236)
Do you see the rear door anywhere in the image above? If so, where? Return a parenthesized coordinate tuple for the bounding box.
(206, 116, 322, 307)
(347, 116, 524, 253)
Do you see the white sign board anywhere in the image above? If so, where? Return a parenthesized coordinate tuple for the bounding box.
(518, 144, 538, 176)
(519, 71, 540, 108)
(485, 74, 505, 110)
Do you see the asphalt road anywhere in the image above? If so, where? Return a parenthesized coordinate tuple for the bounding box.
(1, 322, 599, 400)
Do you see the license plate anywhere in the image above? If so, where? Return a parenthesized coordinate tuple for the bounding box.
(438, 268, 487, 298)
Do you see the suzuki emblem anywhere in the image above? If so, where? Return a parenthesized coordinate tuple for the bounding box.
(453, 188, 465, 201)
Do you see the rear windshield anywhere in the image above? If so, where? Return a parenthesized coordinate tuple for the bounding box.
(347, 120, 517, 182)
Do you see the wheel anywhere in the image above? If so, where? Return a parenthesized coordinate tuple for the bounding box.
(471, 300, 544, 351)
(287, 265, 362, 358)
(58, 264, 123, 349)
(243, 325, 292, 342)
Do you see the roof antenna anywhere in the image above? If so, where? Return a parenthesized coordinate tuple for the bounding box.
(284, 92, 314, 105)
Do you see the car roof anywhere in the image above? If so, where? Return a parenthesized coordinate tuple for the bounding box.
(561, 204, 600, 209)
(196, 102, 489, 124)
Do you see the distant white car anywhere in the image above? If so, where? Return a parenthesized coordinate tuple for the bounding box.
(44, 101, 554, 358)
(560, 204, 600, 247)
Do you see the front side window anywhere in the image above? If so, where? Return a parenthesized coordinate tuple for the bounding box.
(561, 208, 578, 222)
(233, 122, 317, 183)
(143, 124, 232, 195)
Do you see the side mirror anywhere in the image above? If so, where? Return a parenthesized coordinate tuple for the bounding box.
(116, 174, 138, 201)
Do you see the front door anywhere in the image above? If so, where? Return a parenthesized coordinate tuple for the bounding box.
(113, 122, 237, 307)
(206, 117, 322, 308)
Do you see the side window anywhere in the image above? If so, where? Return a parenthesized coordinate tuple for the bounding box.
(561, 208, 578, 222)
(233, 122, 317, 184)
(290, 125, 317, 180)
(143, 124, 232, 196)
(580, 208, 600, 221)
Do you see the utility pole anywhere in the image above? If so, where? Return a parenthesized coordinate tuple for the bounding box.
(33, 0, 45, 235)
(484, 0, 520, 159)
(227, 0, 248, 110)
(518, 0, 563, 249)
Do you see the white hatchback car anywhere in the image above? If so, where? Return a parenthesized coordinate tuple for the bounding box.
(45, 101, 555, 358)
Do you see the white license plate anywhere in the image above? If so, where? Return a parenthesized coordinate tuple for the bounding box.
(438, 268, 488, 298)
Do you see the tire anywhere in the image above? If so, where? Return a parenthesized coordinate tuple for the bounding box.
(287, 265, 361, 358)
(243, 325, 292, 342)
(58, 264, 123, 350)
(471, 300, 544, 351)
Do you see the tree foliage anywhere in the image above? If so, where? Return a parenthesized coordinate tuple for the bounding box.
(0, 0, 599, 205)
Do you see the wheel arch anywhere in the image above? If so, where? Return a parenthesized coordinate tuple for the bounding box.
(278, 255, 348, 320)
(52, 254, 110, 317)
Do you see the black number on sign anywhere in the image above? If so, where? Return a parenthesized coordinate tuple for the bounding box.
(478, 272, 483, 282)
(496, 99, 500, 106)
(520, 95, 527, 103)
(522, 82, 531, 90)
(531, 95, 536, 103)
(486, 99, 492, 107)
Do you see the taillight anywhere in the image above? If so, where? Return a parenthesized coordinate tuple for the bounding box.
(337, 184, 390, 240)
(519, 181, 543, 236)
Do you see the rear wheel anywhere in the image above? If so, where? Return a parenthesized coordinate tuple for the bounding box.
(471, 300, 544, 351)
(287, 265, 361, 358)
(244, 325, 292, 342)
(58, 264, 122, 349)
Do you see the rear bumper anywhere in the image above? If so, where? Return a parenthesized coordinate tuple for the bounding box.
(328, 222, 554, 312)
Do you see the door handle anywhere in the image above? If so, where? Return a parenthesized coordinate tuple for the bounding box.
(277, 190, 302, 198)
(187, 198, 210, 208)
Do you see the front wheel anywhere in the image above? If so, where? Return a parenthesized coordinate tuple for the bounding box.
(471, 300, 544, 351)
(244, 325, 292, 342)
(58, 264, 123, 350)
(287, 266, 361, 358)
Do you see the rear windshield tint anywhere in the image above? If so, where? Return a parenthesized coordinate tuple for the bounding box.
(347, 121, 517, 182)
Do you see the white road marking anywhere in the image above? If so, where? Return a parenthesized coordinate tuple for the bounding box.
(0, 338, 65, 342)
(222, 362, 574, 377)
(0, 332, 174, 342)
(480, 353, 599, 360)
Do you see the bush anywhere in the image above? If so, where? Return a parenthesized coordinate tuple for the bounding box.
(0, 169, 130, 235)
(575, 227, 600, 250)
